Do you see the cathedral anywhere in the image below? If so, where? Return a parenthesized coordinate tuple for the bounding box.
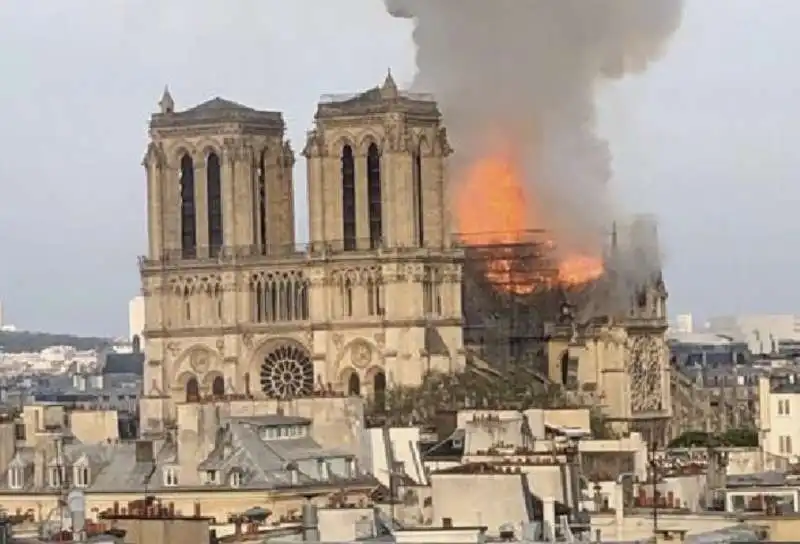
(137, 73, 684, 441)
(138, 73, 465, 433)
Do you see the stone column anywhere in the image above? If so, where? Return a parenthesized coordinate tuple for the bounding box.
(194, 158, 209, 255)
(306, 153, 324, 247)
(231, 143, 255, 252)
(221, 147, 236, 248)
(614, 481, 624, 541)
(420, 152, 445, 247)
(355, 149, 370, 249)
(162, 160, 181, 253)
(390, 152, 413, 247)
(144, 158, 162, 258)
(542, 496, 556, 541)
(322, 157, 343, 245)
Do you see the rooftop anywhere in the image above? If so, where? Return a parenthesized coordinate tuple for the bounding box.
(149, 90, 284, 135)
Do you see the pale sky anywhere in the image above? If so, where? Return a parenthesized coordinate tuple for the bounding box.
(0, 0, 796, 336)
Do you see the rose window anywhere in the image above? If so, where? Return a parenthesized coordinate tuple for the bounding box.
(260, 344, 314, 399)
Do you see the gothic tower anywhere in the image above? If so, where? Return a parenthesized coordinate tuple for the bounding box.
(138, 89, 298, 433)
(302, 72, 465, 397)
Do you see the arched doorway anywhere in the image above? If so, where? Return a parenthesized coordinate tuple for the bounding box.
(373, 371, 386, 412)
(185, 377, 200, 402)
(211, 376, 225, 398)
(348, 373, 361, 396)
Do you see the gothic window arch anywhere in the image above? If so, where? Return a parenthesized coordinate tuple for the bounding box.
(206, 152, 223, 257)
(260, 343, 314, 399)
(412, 144, 424, 246)
(373, 371, 387, 412)
(348, 373, 361, 396)
(341, 144, 356, 251)
(185, 376, 200, 402)
(257, 149, 268, 255)
(179, 153, 197, 258)
(422, 266, 443, 316)
(342, 274, 354, 318)
(367, 143, 382, 249)
(250, 272, 309, 323)
(211, 375, 225, 398)
(182, 284, 192, 323)
(365, 268, 384, 317)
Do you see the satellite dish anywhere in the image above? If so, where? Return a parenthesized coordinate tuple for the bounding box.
(67, 489, 86, 534)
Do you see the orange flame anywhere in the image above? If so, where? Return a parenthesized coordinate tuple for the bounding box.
(455, 153, 603, 294)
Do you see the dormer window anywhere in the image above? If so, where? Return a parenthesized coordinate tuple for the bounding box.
(317, 459, 330, 481)
(49, 467, 63, 488)
(74, 465, 90, 488)
(8, 467, 23, 490)
(163, 467, 179, 487)
(230, 470, 242, 488)
(347, 458, 358, 479)
(204, 470, 218, 485)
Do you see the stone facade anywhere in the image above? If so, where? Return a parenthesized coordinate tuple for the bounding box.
(544, 276, 674, 437)
(138, 74, 465, 433)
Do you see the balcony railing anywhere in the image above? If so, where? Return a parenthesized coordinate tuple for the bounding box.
(138, 238, 461, 269)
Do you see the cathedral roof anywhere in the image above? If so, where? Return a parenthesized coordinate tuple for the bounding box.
(185, 97, 255, 114)
(315, 71, 440, 121)
(149, 93, 284, 134)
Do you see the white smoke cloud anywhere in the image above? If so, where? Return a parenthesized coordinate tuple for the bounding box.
(383, 0, 684, 259)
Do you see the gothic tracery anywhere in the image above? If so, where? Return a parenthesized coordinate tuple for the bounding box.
(250, 270, 309, 323)
(626, 335, 664, 413)
(331, 266, 384, 318)
(169, 275, 224, 326)
(260, 343, 314, 399)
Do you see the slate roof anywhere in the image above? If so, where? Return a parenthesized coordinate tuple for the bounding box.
(150, 95, 284, 132)
(316, 73, 440, 120)
(0, 415, 372, 494)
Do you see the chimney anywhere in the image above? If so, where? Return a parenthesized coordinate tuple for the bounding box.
(234, 518, 242, 537)
(33, 449, 46, 488)
(288, 462, 299, 485)
(302, 501, 320, 542)
(193, 502, 201, 517)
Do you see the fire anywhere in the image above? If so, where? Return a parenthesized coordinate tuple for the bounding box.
(455, 153, 603, 294)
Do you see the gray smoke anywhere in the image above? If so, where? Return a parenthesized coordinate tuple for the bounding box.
(383, 0, 683, 263)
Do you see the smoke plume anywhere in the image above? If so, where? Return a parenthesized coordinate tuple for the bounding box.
(383, 0, 683, 264)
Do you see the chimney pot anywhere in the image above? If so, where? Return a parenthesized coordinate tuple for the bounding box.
(234, 519, 242, 536)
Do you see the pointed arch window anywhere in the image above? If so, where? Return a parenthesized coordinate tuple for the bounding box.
(373, 371, 387, 412)
(342, 276, 354, 318)
(367, 143, 383, 249)
(206, 152, 223, 257)
(412, 145, 424, 246)
(179, 153, 197, 258)
(341, 145, 356, 251)
(348, 373, 361, 396)
(257, 149, 268, 255)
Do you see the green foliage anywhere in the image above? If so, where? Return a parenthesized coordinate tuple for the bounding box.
(667, 427, 758, 449)
(370, 369, 575, 426)
(0, 331, 109, 354)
